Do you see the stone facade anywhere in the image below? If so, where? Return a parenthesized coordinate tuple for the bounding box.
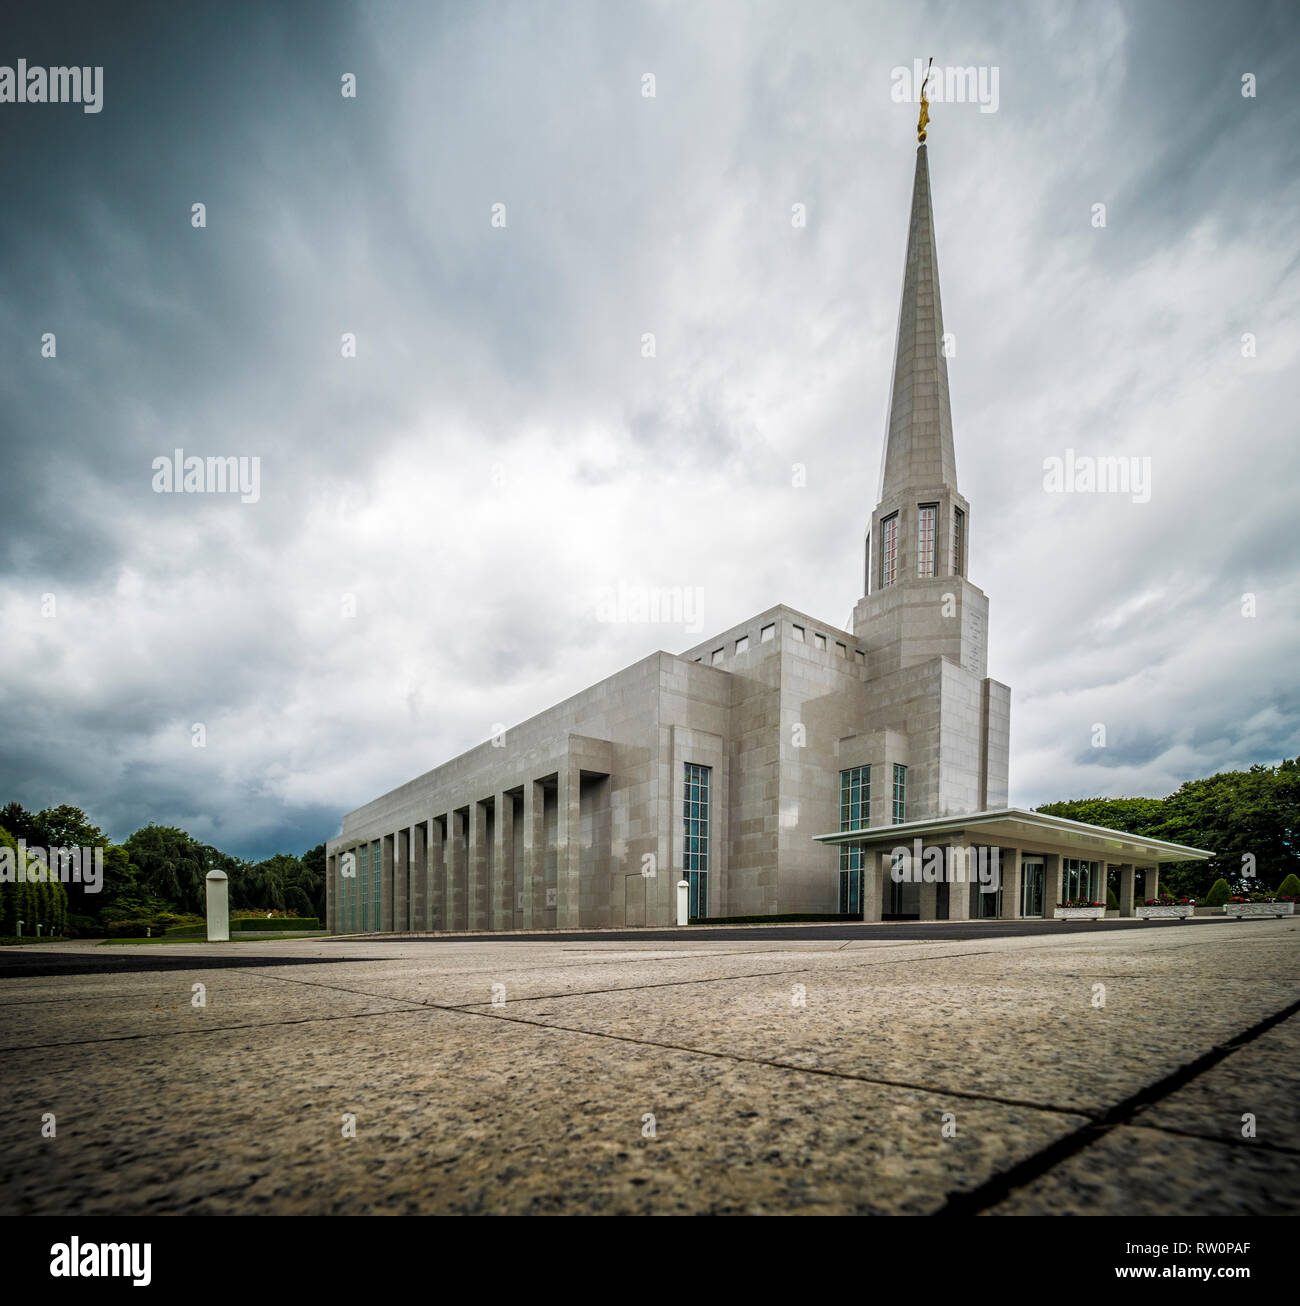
(325, 140, 1204, 933)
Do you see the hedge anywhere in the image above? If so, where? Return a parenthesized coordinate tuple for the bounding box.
(229, 916, 320, 931)
(691, 913, 848, 925)
(0, 826, 69, 936)
(165, 917, 321, 936)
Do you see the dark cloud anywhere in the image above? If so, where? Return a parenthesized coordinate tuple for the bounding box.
(2, 0, 1298, 859)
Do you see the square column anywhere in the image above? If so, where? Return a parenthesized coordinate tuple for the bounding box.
(1144, 865, 1160, 901)
(556, 763, 582, 927)
(409, 823, 427, 929)
(1001, 847, 1022, 919)
(946, 843, 972, 920)
(445, 810, 466, 931)
(468, 801, 489, 931)
(381, 834, 395, 932)
(1042, 853, 1062, 914)
(326, 853, 337, 932)
(492, 791, 515, 931)
(862, 853, 884, 922)
(428, 817, 446, 930)
(522, 780, 544, 928)
(1118, 863, 1136, 917)
(394, 829, 410, 931)
(917, 850, 939, 919)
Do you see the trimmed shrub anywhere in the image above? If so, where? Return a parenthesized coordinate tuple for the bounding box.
(0, 826, 70, 935)
(1106, 886, 1118, 910)
(229, 916, 320, 931)
(1276, 872, 1300, 899)
(1202, 878, 1232, 907)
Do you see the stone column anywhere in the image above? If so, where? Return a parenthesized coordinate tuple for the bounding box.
(556, 762, 582, 927)
(427, 818, 445, 930)
(398, 830, 412, 931)
(521, 780, 543, 928)
(1042, 853, 1063, 915)
(410, 822, 427, 930)
(916, 849, 938, 920)
(1145, 864, 1160, 901)
(1001, 847, 1022, 920)
(1118, 863, 1136, 917)
(326, 853, 337, 932)
(493, 791, 515, 931)
(445, 811, 466, 931)
(468, 801, 489, 930)
(946, 843, 972, 920)
(381, 834, 395, 932)
(1095, 861, 1109, 909)
(862, 852, 884, 922)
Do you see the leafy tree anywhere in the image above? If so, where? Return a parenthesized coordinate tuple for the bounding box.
(1037, 758, 1300, 899)
(0, 825, 70, 936)
(0, 802, 43, 845)
(124, 826, 209, 915)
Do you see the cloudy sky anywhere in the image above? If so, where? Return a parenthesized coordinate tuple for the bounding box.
(2, 0, 1298, 860)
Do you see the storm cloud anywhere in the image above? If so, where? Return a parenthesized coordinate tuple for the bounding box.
(2, 0, 1297, 858)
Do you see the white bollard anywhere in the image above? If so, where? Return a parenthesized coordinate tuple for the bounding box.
(205, 869, 230, 942)
(16, 920, 23, 938)
(676, 879, 690, 927)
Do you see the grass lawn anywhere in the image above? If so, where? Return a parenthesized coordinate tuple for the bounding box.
(99, 932, 328, 945)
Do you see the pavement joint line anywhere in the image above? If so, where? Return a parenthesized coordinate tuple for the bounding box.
(11, 929, 1284, 1048)
(228, 965, 1111, 1119)
(0, 974, 279, 1010)
(210, 967, 1208, 1122)
(0, 1005, 423, 1054)
(1122, 1119, 1300, 1158)
(935, 996, 1300, 1216)
(6, 930, 1293, 1133)
(205, 941, 1096, 1012)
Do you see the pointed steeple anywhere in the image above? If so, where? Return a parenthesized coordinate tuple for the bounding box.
(877, 143, 958, 501)
(858, 132, 971, 608)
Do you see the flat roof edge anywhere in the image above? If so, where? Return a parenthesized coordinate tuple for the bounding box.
(813, 807, 1214, 861)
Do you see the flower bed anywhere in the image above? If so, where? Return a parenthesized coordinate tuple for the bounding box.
(1134, 901, 1194, 920)
(1053, 900, 1105, 921)
(1221, 897, 1296, 919)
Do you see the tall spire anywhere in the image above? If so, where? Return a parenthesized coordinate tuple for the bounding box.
(877, 141, 958, 502)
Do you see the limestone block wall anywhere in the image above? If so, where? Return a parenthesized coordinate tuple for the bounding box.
(328, 651, 669, 931)
(851, 576, 989, 680)
(775, 615, 872, 915)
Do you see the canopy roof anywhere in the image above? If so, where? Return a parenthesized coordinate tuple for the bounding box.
(813, 807, 1213, 864)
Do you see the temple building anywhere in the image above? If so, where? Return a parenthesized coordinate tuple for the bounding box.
(325, 127, 1210, 934)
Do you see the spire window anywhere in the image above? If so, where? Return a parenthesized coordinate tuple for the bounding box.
(880, 513, 899, 587)
(917, 505, 937, 578)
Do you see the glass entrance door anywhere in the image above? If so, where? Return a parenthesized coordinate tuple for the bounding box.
(976, 882, 1001, 918)
(1021, 861, 1045, 917)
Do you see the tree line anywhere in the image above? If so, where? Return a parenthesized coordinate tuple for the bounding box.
(1036, 756, 1299, 899)
(3, 755, 1295, 936)
(0, 802, 325, 935)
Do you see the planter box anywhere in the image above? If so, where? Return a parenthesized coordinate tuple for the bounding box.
(1135, 904, 1194, 920)
(1221, 902, 1296, 919)
(1053, 907, 1105, 921)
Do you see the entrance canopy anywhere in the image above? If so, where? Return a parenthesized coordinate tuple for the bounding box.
(814, 807, 1213, 863)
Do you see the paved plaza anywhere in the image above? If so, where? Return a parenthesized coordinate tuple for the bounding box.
(1, 918, 1297, 1215)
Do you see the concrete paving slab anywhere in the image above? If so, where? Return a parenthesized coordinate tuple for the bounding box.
(0, 1008, 1085, 1215)
(1129, 1015, 1300, 1152)
(0, 921, 1295, 1215)
(984, 1125, 1300, 1216)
